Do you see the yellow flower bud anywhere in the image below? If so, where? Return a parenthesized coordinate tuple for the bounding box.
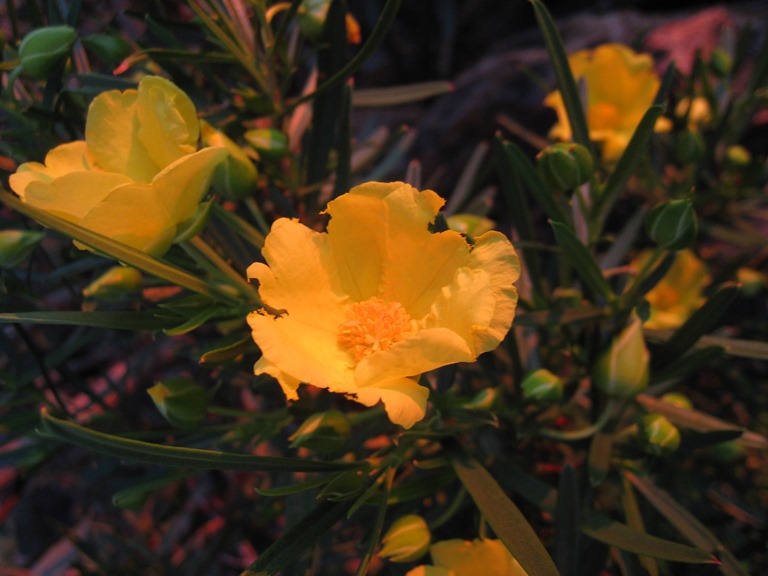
(288, 409, 351, 454)
(0, 230, 44, 268)
(593, 315, 649, 399)
(379, 515, 431, 563)
(244, 128, 289, 159)
(638, 414, 681, 456)
(18, 25, 76, 78)
(465, 387, 499, 410)
(660, 392, 693, 410)
(82, 266, 143, 301)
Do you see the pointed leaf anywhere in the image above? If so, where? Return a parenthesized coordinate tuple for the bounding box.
(550, 220, 614, 302)
(0, 310, 172, 331)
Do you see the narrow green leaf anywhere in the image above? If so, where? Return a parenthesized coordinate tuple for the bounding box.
(580, 509, 716, 565)
(587, 431, 613, 486)
(530, 0, 594, 157)
(550, 220, 614, 302)
(0, 310, 172, 331)
(162, 305, 224, 336)
(38, 410, 363, 473)
(649, 346, 725, 384)
(352, 81, 453, 107)
(254, 475, 331, 497)
(621, 476, 659, 576)
(332, 83, 352, 199)
(625, 471, 747, 575)
(0, 189, 239, 304)
(242, 499, 353, 575)
(592, 105, 664, 238)
(498, 139, 572, 226)
(200, 336, 253, 364)
(445, 441, 560, 576)
(653, 283, 738, 369)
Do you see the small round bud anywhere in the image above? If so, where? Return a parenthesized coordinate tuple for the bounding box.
(464, 387, 499, 410)
(638, 414, 681, 456)
(81, 33, 131, 64)
(724, 145, 751, 169)
(674, 129, 706, 164)
(201, 121, 258, 200)
(536, 142, 594, 192)
(593, 316, 649, 399)
(379, 515, 431, 563)
(18, 25, 77, 78)
(82, 266, 142, 301)
(710, 48, 732, 77)
(0, 229, 44, 268)
(660, 392, 693, 410)
(244, 128, 289, 159)
(147, 377, 209, 430)
(645, 198, 698, 250)
(521, 368, 563, 406)
(289, 409, 351, 454)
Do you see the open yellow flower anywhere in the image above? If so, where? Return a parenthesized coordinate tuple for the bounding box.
(632, 249, 710, 330)
(9, 76, 226, 257)
(247, 182, 519, 428)
(544, 43, 671, 163)
(405, 538, 528, 576)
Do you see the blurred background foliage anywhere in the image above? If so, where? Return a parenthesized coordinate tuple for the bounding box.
(0, 0, 767, 575)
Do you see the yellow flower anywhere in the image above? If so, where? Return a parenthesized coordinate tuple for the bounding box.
(544, 43, 672, 162)
(674, 96, 713, 131)
(9, 76, 226, 257)
(405, 538, 528, 576)
(247, 182, 519, 428)
(632, 249, 710, 329)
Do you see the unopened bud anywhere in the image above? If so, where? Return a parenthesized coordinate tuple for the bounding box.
(379, 515, 431, 563)
(465, 387, 499, 410)
(82, 266, 142, 301)
(660, 392, 693, 410)
(200, 121, 258, 199)
(244, 128, 289, 159)
(81, 33, 131, 64)
(593, 315, 649, 399)
(724, 145, 751, 169)
(536, 142, 594, 192)
(521, 368, 563, 406)
(19, 25, 77, 78)
(147, 377, 208, 430)
(638, 414, 681, 456)
(675, 130, 705, 164)
(0, 229, 44, 268)
(289, 409, 351, 454)
(645, 198, 698, 250)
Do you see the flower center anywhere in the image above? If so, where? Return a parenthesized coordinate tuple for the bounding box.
(338, 297, 412, 362)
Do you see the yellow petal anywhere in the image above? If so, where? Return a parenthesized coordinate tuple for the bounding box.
(248, 218, 346, 323)
(136, 76, 199, 171)
(151, 146, 227, 224)
(21, 170, 132, 221)
(354, 377, 429, 429)
(247, 308, 354, 394)
(9, 142, 92, 194)
(405, 568, 451, 576)
(78, 183, 177, 256)
(253, 357, 301, 401)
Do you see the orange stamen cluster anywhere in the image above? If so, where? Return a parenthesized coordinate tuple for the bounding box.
(338, 297, 412, 362)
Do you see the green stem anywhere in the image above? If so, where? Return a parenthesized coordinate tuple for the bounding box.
(185, 236, 259, 302)
(539, 398, 621, 441)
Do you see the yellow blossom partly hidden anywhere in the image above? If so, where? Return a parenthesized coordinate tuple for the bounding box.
(247, 182, 519, 428)
(675, 96, 713, 131)
(544, 43, 672, 163)
(405, 538, 528, 576)
(9, 76, 227, 257)
(632, 249, 710, 330)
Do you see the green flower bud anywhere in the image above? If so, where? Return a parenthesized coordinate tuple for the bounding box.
(521, 368, 563, 406)
(244, 128, 289, 159)
(147, 377, 208, 430)
(297, 0, 332, 40)
(536, 142, 594, 192)
(710, 48, 732, 77)
(379, 514, 431, 563)
(675, 129, 705, 164)
(638, 414, 681, 456)
(289, 409, 351, 454)
(0, 229, 44, 268)
(593, 315, 649, 399)
(660, 392, 693, 410)
(724, 145, 751, 169)
(316, 469, 365, 501)
(81, 33, 132, 64)
(18, 25, 77, 78)
(464, 387, 499, 410)
(645, 198, 698, 250)
(201, 121, 258, 200)
(82, 266, 142, 301)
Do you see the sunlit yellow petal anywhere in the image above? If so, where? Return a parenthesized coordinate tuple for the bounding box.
(79, 183, 177, 255)
(137, 76, 199, 171)
(354, 377, 429, 429)
(151, 146, 227, 224)
(85, 87, 143, 177)
(254, 357, 301, 401)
